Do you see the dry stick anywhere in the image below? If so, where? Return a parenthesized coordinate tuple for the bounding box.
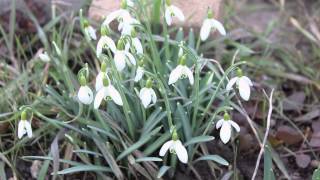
(251, 89, 274, 180)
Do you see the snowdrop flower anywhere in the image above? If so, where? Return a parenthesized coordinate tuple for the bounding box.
(216, 112, 240, 144)
(200, 9, 226, 41)
(226, 68, 253, 101)
(164, 0, 185, 26)
(114, 39, 136, 71)
(77, 75, 94, 105)
(94, 77, 123, 109)
(130, 29, 143, 54)
(168, 55, 194, 85)
(18, 110, 32, 139)
(38, 51, 50, 62)
(95, 62, 110, 91)
(83, 20, 97, 41)
(159, 129, 188, 164)
(96, 27, 116, 57)
(102, 0, 139, 35)
(134, 59, 145, 82)
(139, 79, 157, 108)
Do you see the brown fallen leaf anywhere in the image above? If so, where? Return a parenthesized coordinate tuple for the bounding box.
(275, 125, 303, 145)
(310, 132, 320, 147)
(295, 154, 311, 168)
(294, 109, 320, 122)
(282, 91, 305, 111)
(30, 160, 42, 178)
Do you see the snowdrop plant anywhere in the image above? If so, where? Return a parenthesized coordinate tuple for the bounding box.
(17, 109, 32, 139)
(200, 9, 226, 41)
(24, 1, 258, 179)
(83, 20, 97, 41)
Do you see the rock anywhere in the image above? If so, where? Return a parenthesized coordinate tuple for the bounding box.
(88, 0, 222, 27)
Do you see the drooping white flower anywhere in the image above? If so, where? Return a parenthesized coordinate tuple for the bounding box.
(159, 130, 188, 164)
(94, 78, 123, 109)
(168, 55, 194, 85)
(216, 113, 240, 144)
(132, 37, 143, 54)
(83, 20, 97, 41)
(77, 75, 94, 105)
(96, 27, 116, 57)
(139, 79, 157, 108)
(38, 51, 50, 62)
(18, 110, 32, 139)
(226, 69, 253, 101)
(164, 0, 185, 26)
(200, 9, 226, 41)
(95, 62, 110, 91)
(134, 66, 144, 82)
(102, 0, 139, 35)
(114, 39, 136, 72)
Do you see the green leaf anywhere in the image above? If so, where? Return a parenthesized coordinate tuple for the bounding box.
(184, 136, 215, 146)
(264, 146, 275, 180)
(157, 166, 171, 178)
(117, 126, 162, 161)
(177, 103, 192, 142)
(55, 165, 112, 175)
(196, 155, 229, 166)
(135, 157, 163, 163)
(312, 168, 320, 180)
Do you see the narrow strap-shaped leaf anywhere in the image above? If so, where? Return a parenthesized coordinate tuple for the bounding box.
(157, 166, 171, 178)
(196, 155, 229, 166)
(184, 136, 215, 146)
(55, 165, 112, 175)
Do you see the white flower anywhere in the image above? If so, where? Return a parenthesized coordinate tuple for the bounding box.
(134, 66, 144, 82)
(38, 51, 50, 62)
(216, 118, 240, 144)
(159, 139, 188, 163)
(94, 82, 123, 109)
(165, 4, 185, 26)
(127, 0, 134, 7)
(95, 71, 110, 91)
(18, 120, 32, 139)
(139, 87, 157, 108)
(168, 65, 194, 85)
(200, 18, 226, 41)
(84, 25, 97, 41)
(132, 37, 143, 54)
(226, 75, 253, 101)
(114, 49, 136, 72)
(78, 86, 94, 105)
(96, 35, 117, 57)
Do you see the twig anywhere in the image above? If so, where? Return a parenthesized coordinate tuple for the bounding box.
(251, 89, 274, 180)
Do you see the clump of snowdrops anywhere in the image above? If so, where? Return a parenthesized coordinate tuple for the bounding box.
(19, 0, 254, 178)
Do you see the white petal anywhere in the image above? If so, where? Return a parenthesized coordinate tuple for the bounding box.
(226, 77, 238, 91)
(106, 85, 123, 106)
(96, 36, 116, 57)
(134, 67, 144, 82)
(132, 38, 143, 54)
(165, 7, 172, 26)
(78, 86, 94, 105)
(159, 140, 173, 156)
(121, 23, 133, 35)
(215, 119, 224, 129)
(238, 77, 251, 101)
(220, 121, 231, 144)
(127, 0, 134, 7)
(25, 121, 33, 138)
(139, 88, 152, 108)
(210, 19, 226, 36)
(125, 51, 136, 65)
(18, 120, 26, 139)
(182, 66, 194, 85)
(178, 47, 183, 57)
(114, 51, 127, 71)
(170, 5, 185, 22)
(39, 52, 50, 62)
(95, 72, 104, 91)
(174, 140, 188, 164)
(168, 65, 183, 85)
(87, 26, 97, 40)
(94, 87, 107, 109)
(242, 76, 253, 86)
(200, 19, 212, 41)
(102, 9, 125, 26)
(150, 89, 157, 104)
(229, 120, 240, 132)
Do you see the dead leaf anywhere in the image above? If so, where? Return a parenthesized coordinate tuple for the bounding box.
(275, 125, 303, 145)
(295, 154, 311, 168)
(310, 132, 320, 147)
(282, 92, 305, 111)
(294, 109, 320, 122)
(312, 121, 320, 132)
(30, 160, 42, 178)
